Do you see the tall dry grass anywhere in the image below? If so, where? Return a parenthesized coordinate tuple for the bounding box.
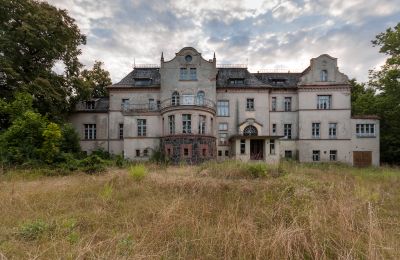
(0, 161, 399, 259)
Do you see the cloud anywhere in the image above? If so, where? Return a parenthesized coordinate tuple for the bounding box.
(46, 0, 400, 83)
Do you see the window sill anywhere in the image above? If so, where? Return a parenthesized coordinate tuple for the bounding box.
(246, 109, 255, 111)
(356, 135, 376, 138)
(179, 79, 198, 81)
(217, 115, 230, 117)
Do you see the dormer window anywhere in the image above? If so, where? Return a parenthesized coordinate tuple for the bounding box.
(135, 78, 152, 86)
(321, 70, 328, 81)
(270, 78, 287, 85)
(85, 101, 95, 110)
(229, 78, 245, 85)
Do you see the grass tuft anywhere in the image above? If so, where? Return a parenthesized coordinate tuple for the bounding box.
(128, 164, 148, 181)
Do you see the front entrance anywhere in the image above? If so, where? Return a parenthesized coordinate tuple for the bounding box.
(353, 151, 372, 167)
(250, 140, 264, 160)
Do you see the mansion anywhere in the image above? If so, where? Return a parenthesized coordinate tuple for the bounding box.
(69, 47, 380, 166)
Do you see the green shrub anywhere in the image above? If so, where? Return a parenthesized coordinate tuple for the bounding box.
(19, 220, 49, 241)
(129, 164, 148, 181)
(79, 154, 106, 174)
(92, 148, 111, 160)
(246, 163, 268, 178)
(115, 154, 125, 168)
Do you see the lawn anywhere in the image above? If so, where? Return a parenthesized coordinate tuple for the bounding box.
(0, 161, 399, 259)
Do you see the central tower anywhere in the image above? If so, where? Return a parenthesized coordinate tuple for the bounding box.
(159, 47, 218, 163)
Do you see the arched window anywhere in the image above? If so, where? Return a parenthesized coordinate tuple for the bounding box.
(196, 91, 205, 105)
(172, 91, 180, 106)
(320, 70, 328, 82)
(243, 125, 258, 136)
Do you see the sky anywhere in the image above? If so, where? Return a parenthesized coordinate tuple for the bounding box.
(46, 0, 400, 83)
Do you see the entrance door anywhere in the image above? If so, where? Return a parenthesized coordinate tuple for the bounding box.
(250, 140, 264, 160)
(353, 151, 372, 167)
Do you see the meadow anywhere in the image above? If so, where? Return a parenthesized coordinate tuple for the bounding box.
(0, 161, 399, 259)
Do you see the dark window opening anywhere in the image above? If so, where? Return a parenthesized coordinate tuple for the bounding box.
(229, 78, 245, 85)
(136, 150, 140, 157)
(184, 148, 189, 156)
(134, 78, 152, 86)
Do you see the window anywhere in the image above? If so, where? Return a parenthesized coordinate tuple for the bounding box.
(184, 148, 189, 156)
(312, 123, 320, 138)
(329, 123, 337, 138)
(219, 133, 228, 145)
(284, 124, 292, 139)
(190, 68, 197, 80)
(198, 115, 206, 134)
(185, 55, 192, 62)
(317, 95, 331, 109)
(285, 150, 292, 158)
(202, 148, 207, 157)
(272, 124, 276, 134)
(84, 124, 96, 140)
(143, 149, 148, 157)
(168, 115, 175, 134)
(85, 101, 95, 110)
(240, 139, 246, 154)
(121, 99, 129, 110)
(243, 125, 258, 136)
(284, 97, 292, 112)
(218, 150, 222, 156)
(182, 114, 191, 134)
(136, 149, 140, 157)
(217, 100, 229, 116)
(172, 91, 180, 106)
(321, 70, 328, 81)
(219, 123, 228, 131)
(135, 78, 152, 86)
(137, 119, 146, 136)
(356, 124, 376, 137)
(246, 98, 255, 111)
(119, 123, 124, 140)
(229, 78, 245, 85)
(271, 97, 277, 111)
(270, 140, 275, 155)
(182, 94, 194, 105)
(312, 150, 320, 161)
(225, 150, 229, 156)
(196, 91, 205, 105)
(149, 99, 156, 110)
(180, 68, 188, 80)
(330, 150, 337, 161)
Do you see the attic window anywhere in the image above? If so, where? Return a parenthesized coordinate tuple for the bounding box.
(320, 70, 328, 82)
(270, 78, 287, 85)
(135, 78, 152, 86)
(85, 101, 95, 109)
(185, 55, 192, 62)
(229, 78, 245, 85)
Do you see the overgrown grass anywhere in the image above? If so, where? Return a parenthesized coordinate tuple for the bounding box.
(0, 161, 399, 259)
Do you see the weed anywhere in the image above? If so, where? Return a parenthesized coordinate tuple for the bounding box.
(18, 220, 48, 241)
(129, 164, 148, 181)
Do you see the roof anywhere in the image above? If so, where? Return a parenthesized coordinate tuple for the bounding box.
(75, 97, 109, 112)
(216, 68, 270, 88)
(253, 72, 302, 88)
(109, 68, 161, 88)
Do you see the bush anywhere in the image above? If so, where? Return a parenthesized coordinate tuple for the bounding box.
(115, 154, 125, 168)
(246, 163, 268, 178)
(79, 154, 106, 174)
(129, 164, 148, 181)
(19, 220, 49, 241)
(92, 148, 111, 160)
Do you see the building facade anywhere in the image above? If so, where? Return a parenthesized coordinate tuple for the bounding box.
(69, 47, 380, 166)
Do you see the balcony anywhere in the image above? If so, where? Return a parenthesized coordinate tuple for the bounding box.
(160, 98, 216, 114)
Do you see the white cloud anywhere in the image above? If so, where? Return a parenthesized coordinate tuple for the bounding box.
(46, 0, 399, 83)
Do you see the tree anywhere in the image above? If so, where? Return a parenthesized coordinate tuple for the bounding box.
(368, 23, 400, 164)
(350, 79, 377, 116)
(79, 61, 112, 99)
(0, 0, 86, 120)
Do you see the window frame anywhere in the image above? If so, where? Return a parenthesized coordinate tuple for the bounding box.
(312, 150, 320, 161)
(312, 122, 321, 139)
(271, 97, 277, 111)
(119, 123, 124, 140)
(246, 98, 255, 111)
(217, 100, 229, 117)
(182, 114, 192, 134)
(356, 124, 376, 137)
(284, 97, 292, 112)
(240, 139, 246, 154)
(84, 124, 96, 140)
(284, 124, 292, 139)
(329, 150, 337, 161)
(317, 95, 332, 110)
(198, 115, 206, 134)
(168, 115, 175, 135)
(329, 123, 337, 138)
(137, 119, 147, 137)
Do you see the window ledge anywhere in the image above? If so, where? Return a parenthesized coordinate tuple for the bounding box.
(179, 79, 198, 81)
(246, 109, 255, 111)
(356, 135, 376, 138)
